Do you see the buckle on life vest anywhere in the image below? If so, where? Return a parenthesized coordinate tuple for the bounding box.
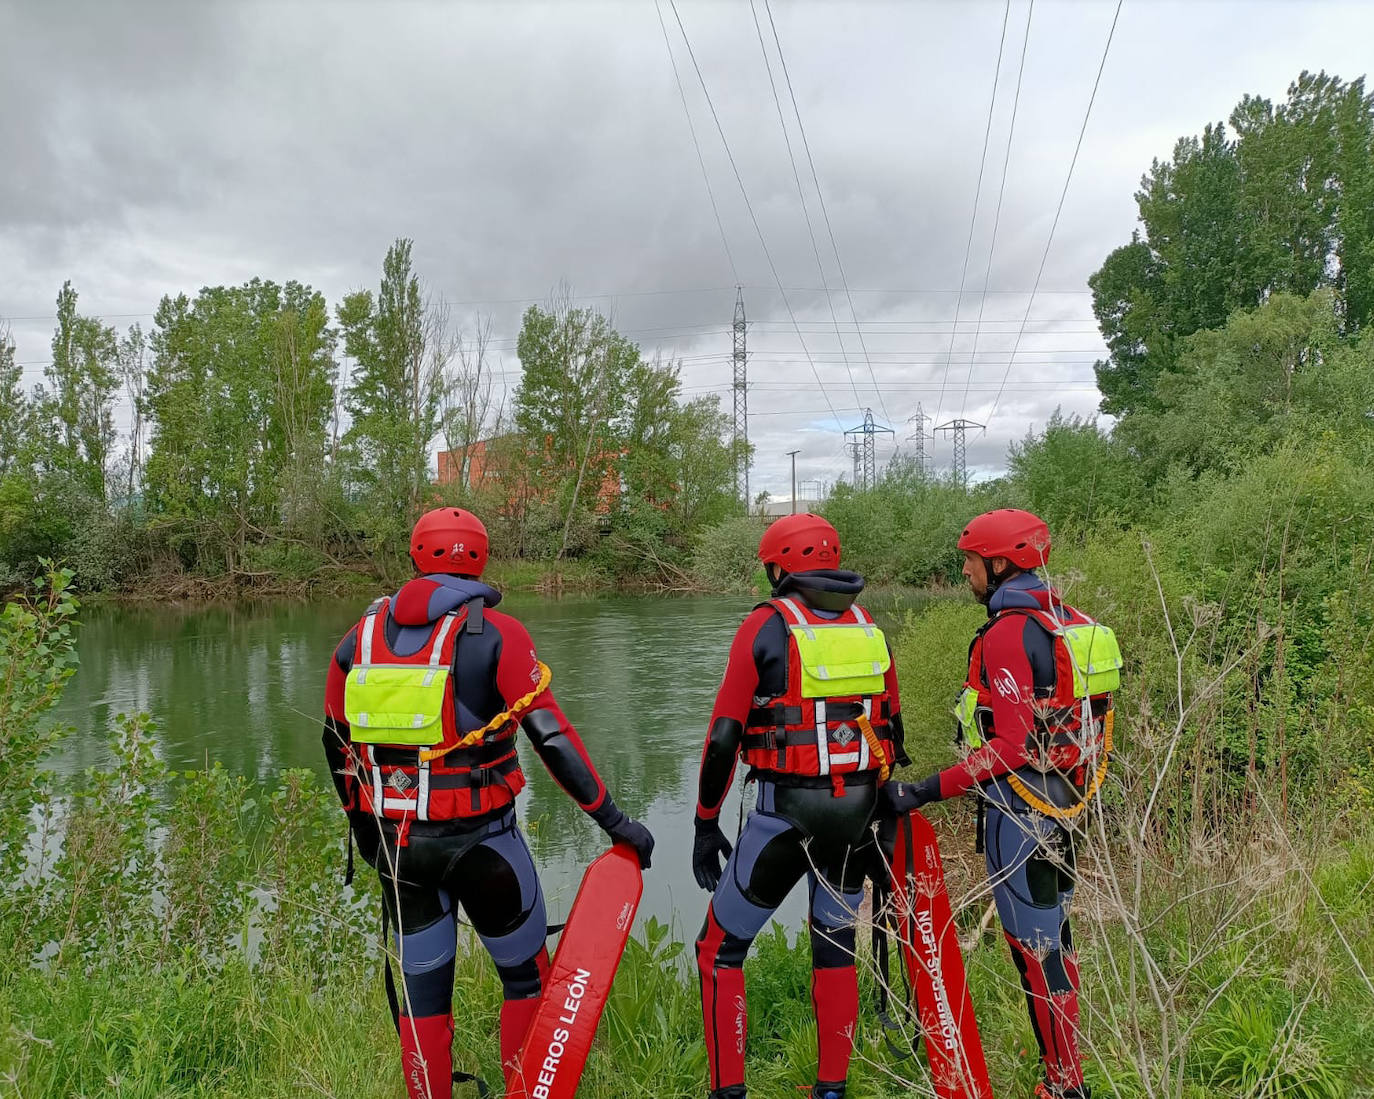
(831, 774, 846, 798)
(395, 816, 412, 847)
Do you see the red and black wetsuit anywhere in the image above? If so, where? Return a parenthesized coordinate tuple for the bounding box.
(938, 571, 1085, 1096)
(694, 570, 906, 1099)
(323, 574, 626, 1099)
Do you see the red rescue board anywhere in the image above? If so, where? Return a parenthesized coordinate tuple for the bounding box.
(505, 843, 643, 1099)
(890, 810, 994, 1099)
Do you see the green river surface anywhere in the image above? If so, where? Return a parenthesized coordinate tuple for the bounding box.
(50, 593, 915, 935)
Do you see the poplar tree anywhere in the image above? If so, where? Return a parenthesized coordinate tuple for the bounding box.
(338, 239, 443, 558)
(46, 281, 118, 501)
(1092, 71, 1374, 417)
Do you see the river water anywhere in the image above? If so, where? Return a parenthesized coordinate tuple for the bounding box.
(50, 592, 914, 934)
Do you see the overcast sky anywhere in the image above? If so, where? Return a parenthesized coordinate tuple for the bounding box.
(4, 0, 1372, 498)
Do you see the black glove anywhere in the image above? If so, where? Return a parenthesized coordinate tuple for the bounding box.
(881, 773, 942, 816)
(591, 800, 655, 869)
(692, 816, 733, 892)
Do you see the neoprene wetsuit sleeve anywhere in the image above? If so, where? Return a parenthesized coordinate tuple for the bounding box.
(321, 631, 355, 810)
(936, 614, 1035, 798)
(697, 606, 775, 820)
(491, 611, 610, 813)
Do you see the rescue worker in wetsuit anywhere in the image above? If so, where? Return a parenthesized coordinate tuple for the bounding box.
(885, 508, 1116, 1099)
(322, 506, 654, 1099)
(692, 513, 908, 1099)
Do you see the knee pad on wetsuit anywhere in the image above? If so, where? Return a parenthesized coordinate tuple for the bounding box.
(469, 828, 549, 971)
(394, 909, 458, 1018)
(808, 877, 863, 934)
(495, 943, 550, 1000)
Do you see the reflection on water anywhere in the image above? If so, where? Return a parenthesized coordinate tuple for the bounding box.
(51, 591, 914, 930)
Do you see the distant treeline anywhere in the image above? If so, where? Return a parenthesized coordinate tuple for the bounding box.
(0, 242, 746, 595)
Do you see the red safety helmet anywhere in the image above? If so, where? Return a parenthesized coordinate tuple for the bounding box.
(957, 508, 1051, 571)
(758, 513, 841, 574)
(409, 507, 489, 576)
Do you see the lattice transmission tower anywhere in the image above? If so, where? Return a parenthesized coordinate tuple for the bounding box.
(732, 286, 749, 504)
(934, 418, 985, 490)
(844, 408, 894, 490)
(906, 402, 933, 476)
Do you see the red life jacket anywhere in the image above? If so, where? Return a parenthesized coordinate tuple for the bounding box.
(348, 597, 526, 823)
(741, 597, 896, 792)
(962, 603, 1115, 780)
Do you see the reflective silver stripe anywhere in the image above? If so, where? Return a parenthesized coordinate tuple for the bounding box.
(422, 612, 460, 686)
(371, 762, 385, 810)
(858, 698, 872, 770)
(357, 712, 370, 728)
(382, 796, 417, 812)
(411, 714, 426, 728)
(815, 698, 831, 775)
(429, 612, 459, 664)
(778, 597, 816, 643)
(829, 752, 861, 767)
(358, 610, 379, 684)
(416, 759, 431, 820)
(776, 597, 808, 625)
(850, 603, 877, 636)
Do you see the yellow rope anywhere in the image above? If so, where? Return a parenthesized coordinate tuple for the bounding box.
(419, 661, 553, 763)
(856, 712, 891, 783)
(1005, 708, 1114, 820)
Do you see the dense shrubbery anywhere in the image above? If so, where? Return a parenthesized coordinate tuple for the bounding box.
(689, 514, 768, 593)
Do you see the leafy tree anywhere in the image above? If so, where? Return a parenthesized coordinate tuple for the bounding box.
(264, 288, 337, 535)
(46, 281, 118, 500)
(1093, 72, 1374, 417)
(145, 279, 336, 566)
(1119, 292, 1344, 480)
(0, 325, 28, 479)
(606, 357, 745, 575)
(513, 298, 638, 557)
(338, 239, 441, 563)
(116, 324, 148, 506)
(438, 311, 499, 494)
(1008, 410, 1146, 530)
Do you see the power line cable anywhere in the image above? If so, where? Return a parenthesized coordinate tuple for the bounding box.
(748, 0, 869, 418)
(762, 0, 891, 426)
(667, 0, 845, 431)
(957, 0, 1034, 421)
(987, 0, 1124, 421)
(0, 285, 1096, 325)
(653, 0, 740, 284)
(932, 0, 1013, 431)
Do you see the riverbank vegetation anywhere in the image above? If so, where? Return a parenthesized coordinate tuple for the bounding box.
(3, 69, 1374, 1097)
(0, 253, 746, 600)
